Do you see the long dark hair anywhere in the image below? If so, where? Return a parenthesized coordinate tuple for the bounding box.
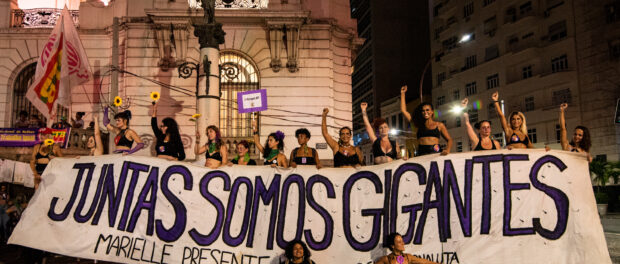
(162, 117, 185, 160)
(263, 131, 284, 158)
(207, 125, 222, 150)
(385, 232, 401, 251)
(284, 240, 312, 262)
(571, 125, 591, 152)
(412, 102, 434, 129)
(114, 110, 132, 126)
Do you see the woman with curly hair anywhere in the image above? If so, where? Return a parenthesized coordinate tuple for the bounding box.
(103, 107, 144, 154)
(228, 140, 257, 165)
(195, 125, 227, 169)
(151, 102, 185, 161)
(492, 91, 533, 149)
(281, 240, 315, 264)
(289, 128, 321, 169)
(559, 103, 592, 162)
(321, 108, 363, 168)
(253, 120, 287, 167)
(401, 85, 452, 156)
(376, 232, 438, 264)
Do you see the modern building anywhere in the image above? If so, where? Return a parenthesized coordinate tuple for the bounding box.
(429, 0, 619, 161)
(0, 0, 360, 162)
(350, 0, 431, 146)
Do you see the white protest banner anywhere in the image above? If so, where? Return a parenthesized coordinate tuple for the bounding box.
(9, 150, 611, 264)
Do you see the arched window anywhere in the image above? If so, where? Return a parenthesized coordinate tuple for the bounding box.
(219, 51, 259, 139)
(12, 62, 68, 127)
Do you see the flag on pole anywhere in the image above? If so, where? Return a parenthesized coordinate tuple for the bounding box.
(26, 6, 92, 119)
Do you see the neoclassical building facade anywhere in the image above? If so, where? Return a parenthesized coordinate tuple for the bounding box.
(0, 0, 360, 161)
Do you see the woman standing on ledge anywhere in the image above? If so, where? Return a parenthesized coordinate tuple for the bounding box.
(460, 98, 501, 151)
(289, 128, 321, 169)
(196, 125, 227, 168)
(253, 120, 288, 167)
(228, 140, 257, 166)
(559, 103, 592, 162)
(30, 128, 63, 189)
(361, 102, 404, 164)
(104, 107, 144, 154)
(151, 102, 185, 161)
(492, 91, 533, 149)
(321, 108, 363, 168)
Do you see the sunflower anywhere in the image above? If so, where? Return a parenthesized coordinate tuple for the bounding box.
(190, 113, 201, 122)
(44, 139, 55, 146)
(150, 91, 160, 102)
(113, 96, 122, 107)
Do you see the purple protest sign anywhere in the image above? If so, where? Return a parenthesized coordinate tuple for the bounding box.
(237, 89, 267, 113)
(0, 128, 40, 147)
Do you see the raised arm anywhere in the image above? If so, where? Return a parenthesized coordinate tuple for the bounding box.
(321, 108, 339, 152)
(361, 102, 377, 142)
(94, 116, 104, 155)
(104, 107, 120, 134)
(461, 98, 479, 146)
(151, 103, 163, 138)
(252, 119, 265, 154)
(492, 91, 512, 135)
(400, 85, 412, 122)
(559, 103, 569, 151)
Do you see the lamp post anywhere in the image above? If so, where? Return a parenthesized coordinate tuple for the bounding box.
(184, 0, 226, 137)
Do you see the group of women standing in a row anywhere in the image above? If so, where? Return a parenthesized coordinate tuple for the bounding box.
(30, 87, 592, 188)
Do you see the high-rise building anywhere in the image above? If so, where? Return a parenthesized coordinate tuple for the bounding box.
(429, 0, 619, 160)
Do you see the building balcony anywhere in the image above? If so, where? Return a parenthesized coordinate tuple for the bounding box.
(10, 8, 79, 28)
(436, 0, 458, 20)
(506, 68, 577, 88)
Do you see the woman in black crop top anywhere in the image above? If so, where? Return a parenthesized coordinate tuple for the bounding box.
(195, 125, 227, 169)
(289, 128, 321, 169)
(361, 103, 404, 164)
(228, 140, 257, 166)
(559, 103, 592, 162)
(151, 102, 185, 161)
(253, 119, 288, 168)
(461, 98, 501, 151)
(401, 85, 452, 156)
(322, 108, 363, 168)
(492, 92, 533, 149)
(30, 128, 63, 189)
(103, 108, 144, 154)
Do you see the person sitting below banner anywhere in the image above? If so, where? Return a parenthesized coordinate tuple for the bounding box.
(492, 91, 533, 149)
(253, 120, 288, 168)
(87, 116, 104, 156)
(401, 86, 452, 156)
(30, 128, 63, 189)
(196, 125, 227, 169)
(280, 239, 315, 264)
(151, 102, 185, 161)
(559, 103, 592, 162)
(460, 98, 501, 151)
(375, 232, 438, 264)
(71, 111, 85, 129)
(14, 111, 30, 128)
(321, 108, 363, 168)
(361, 102, 407, 164)
(103, 107, 144, 155)
(289, 128, 321, 169)
(228, 140, 257, 166)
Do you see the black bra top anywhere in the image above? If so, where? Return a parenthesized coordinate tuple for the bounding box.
(372, 139, 397, 159)
(473, 136, 497, 151)
(333, 149, 360, 167)
(205, 149, 223, 162)
(35, 148, 51, 160)
(507, 132, 530, 146)
(115, 129, 134, 148)
(292, 147, 317, 165)
(417, 126, 441, 139)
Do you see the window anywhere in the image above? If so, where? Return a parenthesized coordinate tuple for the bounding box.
(528, 128, 537, 143)
(437, 96, 446, 106)
(457, 141, 463, 152)
(466, 82, 477, 96)
(485, 44, 499, 61)
(487, 73, 499, 89)
(606, 2, 620, 23)
(443, 36, 458, 51)
(483, 0, 496, 7)
(505, 7, 517, 23)
(522, 65, 533, 79)
(552, 88, 572, 105)
(398, 113, 403, 130)
(468, 109, 479, 123)
(522, 32, 534, 39)
(551, 54, 568, 72)
(548, 20, 567, 42)
(220, 52, 260, 139)
(437, 72, 446, 86)
(484, 16, 497, 35)
(525, 96, 535, 111)
(556, 124, 561, 143)
(455, 116, 461, 127)
(465, 55, 477, 69)
(464, 2, 474, 18)
(453, 89, 460, 100)
(392, 115, 397, 128)
(520, 1, 532, 15)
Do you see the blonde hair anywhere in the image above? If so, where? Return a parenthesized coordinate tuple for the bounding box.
(509, 111, 527, 135)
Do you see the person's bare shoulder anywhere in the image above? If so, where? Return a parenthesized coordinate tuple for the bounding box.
(375, 256, 389, 264)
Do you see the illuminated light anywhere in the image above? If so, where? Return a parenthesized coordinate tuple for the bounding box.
(101, 0, 110, 6)
(459, 33, 472, 43)
(451, 105, 464, 114)
(390, 129, 398, 136)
